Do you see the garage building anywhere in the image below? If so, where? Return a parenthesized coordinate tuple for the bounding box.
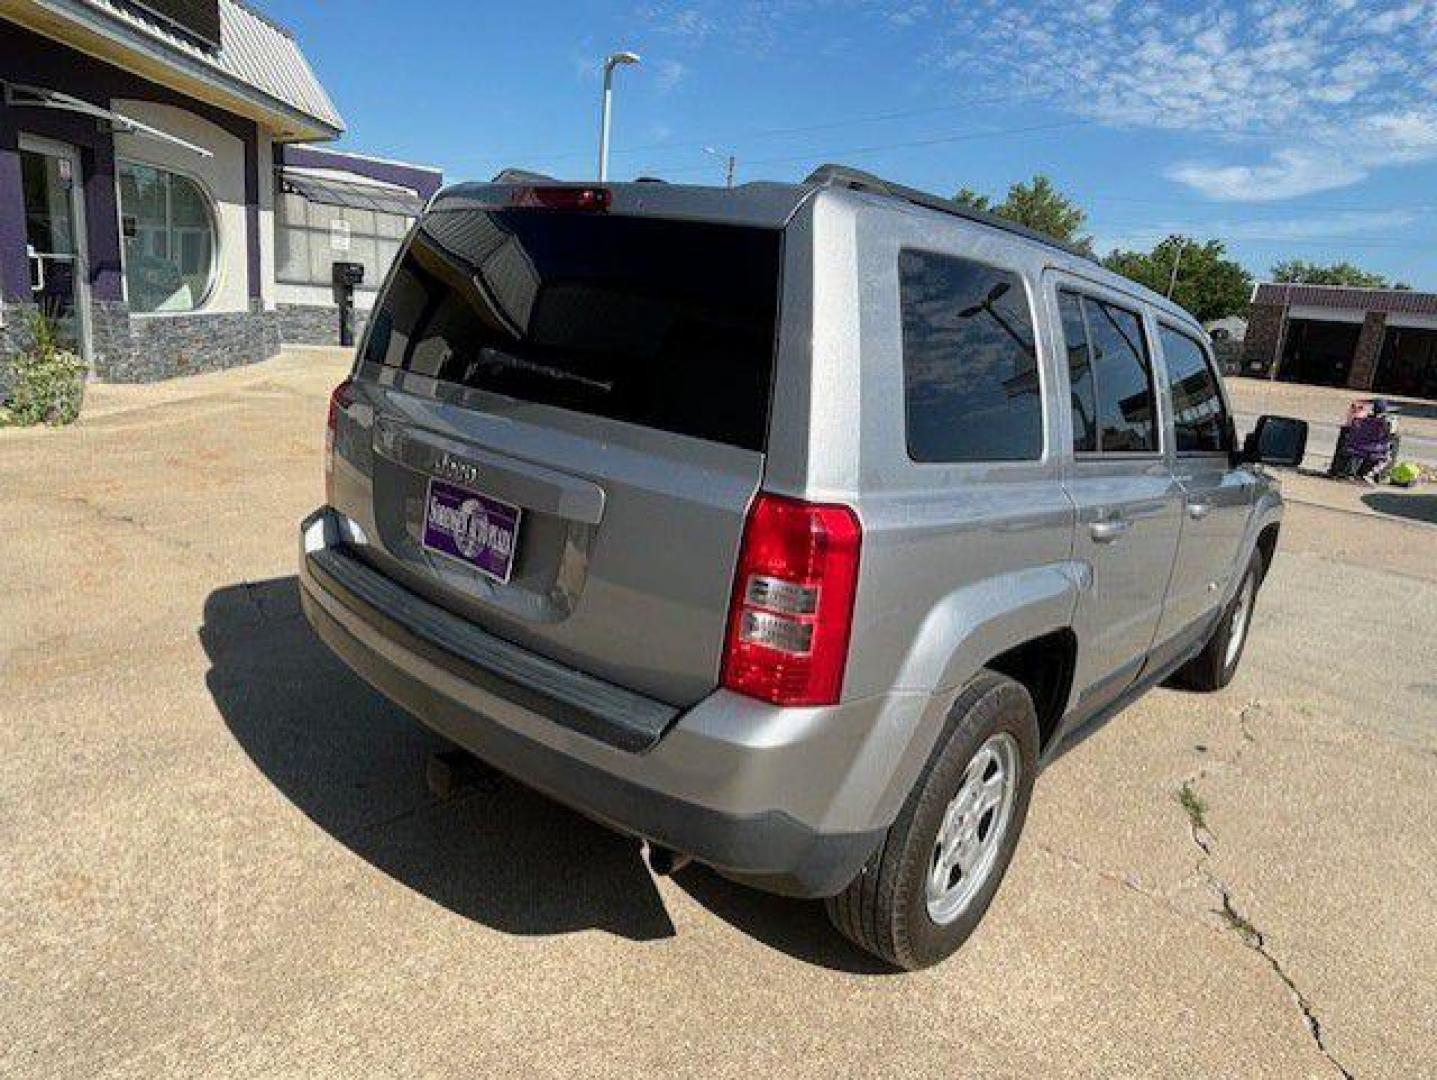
(1242, 282, 1437, 400)
(1, 0, 441, 384)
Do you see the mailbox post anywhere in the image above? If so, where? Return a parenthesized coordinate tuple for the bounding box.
(332, 261, 365, 347)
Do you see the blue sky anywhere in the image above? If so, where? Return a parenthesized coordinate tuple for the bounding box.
(265, 0, 1437, 288)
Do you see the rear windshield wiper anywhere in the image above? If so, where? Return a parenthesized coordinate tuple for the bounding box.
(471, 347, 614, 394)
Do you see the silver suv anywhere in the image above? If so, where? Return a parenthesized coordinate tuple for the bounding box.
(299, 166, 1307, 969)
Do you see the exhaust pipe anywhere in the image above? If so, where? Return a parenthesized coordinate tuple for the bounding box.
(644, 841, 692, 877)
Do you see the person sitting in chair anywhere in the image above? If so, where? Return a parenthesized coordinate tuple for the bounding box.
(1346, 399, 1399, 483)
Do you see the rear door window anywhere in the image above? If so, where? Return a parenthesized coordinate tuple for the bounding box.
(1058, 290, 1098, 453)
(1158, 326, 1231, 453)
(899, 250, 1042, 463)
(362, 209, 783, 451)
(1057, 291, 1159, 454)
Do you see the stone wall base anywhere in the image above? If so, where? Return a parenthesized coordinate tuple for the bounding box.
(91, 300, 282, 382)
(2, 300, 362, 390)
(274, 303, 367, 347)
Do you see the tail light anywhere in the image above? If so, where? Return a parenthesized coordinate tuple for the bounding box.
(324, 379, 356, 504)
(721, 494, 862, 707)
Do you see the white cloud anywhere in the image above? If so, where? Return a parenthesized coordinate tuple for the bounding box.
(1217, 208, 1420, 240)
(1095, 208, 1420, 254)
(653, 58, 689, 91)
(1167, 150, 1367, 201)
(932, 0, 1437, 201)
(635, 4, 716, 40)
(889, 3, 929, 26)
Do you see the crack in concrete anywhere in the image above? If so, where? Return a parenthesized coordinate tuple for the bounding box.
(1180, 718, 1356, 1080)
(1210, 882, 1353, 1080)
(1032, 841, 1176, 909)
(58, 494, 206, 559)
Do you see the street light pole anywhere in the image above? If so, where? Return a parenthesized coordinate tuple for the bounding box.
(598, 51, 641, 181)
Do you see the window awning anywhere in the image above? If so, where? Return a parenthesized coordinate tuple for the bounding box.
(2, 81, 214, 158)
(279, 167, 423, 216)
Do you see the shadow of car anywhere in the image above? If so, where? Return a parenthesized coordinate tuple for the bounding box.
(1360, 492, 1437, 526)
(200, 576, 675, 943)
(200, 576, 894, 972)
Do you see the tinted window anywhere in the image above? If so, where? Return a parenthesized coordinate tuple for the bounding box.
(899, 251, 1042, 462)
(1058, 290, 1098, 453)
(1085, 298, 1157, 452)
(362, 209, 781, 450)
(1160, 326, 1230, 452)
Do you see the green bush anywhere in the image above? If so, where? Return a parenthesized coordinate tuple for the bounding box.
(1, 313, 86, 427)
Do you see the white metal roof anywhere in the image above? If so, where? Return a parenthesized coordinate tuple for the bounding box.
(10, 0, 344, 136)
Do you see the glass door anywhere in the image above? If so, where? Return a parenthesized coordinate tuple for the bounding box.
(19, 137, 92, 363)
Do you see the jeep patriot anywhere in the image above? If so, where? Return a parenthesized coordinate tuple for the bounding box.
(299, 166, 1306, 968)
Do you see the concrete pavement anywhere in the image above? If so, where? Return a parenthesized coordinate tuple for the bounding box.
(2, 351, 1434, 1077)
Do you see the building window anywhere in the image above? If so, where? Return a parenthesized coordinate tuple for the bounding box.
(118, 161, 218, 313)
(275, 191, 411, 290)
(898, 250, 1043, 463)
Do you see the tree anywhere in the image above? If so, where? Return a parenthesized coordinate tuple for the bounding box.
(953, 187, 992, 213)
(1270, 260, 1410, 290)
(1103, 236, 1253, 323)
(953, 175, 1092, 252)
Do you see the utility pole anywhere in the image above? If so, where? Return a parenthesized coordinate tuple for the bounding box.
(1166, 236, 1185, 299)
(704, 146, 736, 188)
(598, 51, 641, 181)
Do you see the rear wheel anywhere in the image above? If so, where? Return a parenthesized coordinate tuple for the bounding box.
(825, 671, 1038, 970)
(1167, 552, 1263, 692)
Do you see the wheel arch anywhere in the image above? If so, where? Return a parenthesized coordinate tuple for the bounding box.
(873, 566, 1083, 826)
(986, 627, 1078, 753)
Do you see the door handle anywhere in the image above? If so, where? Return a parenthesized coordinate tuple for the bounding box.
(1089, 518, 1129, 544)
(1187, 500, 1214, 520)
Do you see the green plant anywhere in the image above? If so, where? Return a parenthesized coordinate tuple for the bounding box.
(1177, 781, 1208, 831)
(1, 312, 86, 427)
(1218, 897, 1261, 946)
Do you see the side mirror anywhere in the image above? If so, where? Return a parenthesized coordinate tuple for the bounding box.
(1241, 415, 1308, 468)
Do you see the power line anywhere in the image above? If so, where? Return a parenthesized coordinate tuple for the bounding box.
(1087, 194, 1437, 216)
(459, 11, 1437, 173)
(1093, 227, 1435, 251)
(458, 89, 1045, 168)
(648, 117, 1096, 177)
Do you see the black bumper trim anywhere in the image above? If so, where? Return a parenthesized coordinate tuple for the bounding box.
(305, 538, 677, 753)
(300, 574, 883, 898)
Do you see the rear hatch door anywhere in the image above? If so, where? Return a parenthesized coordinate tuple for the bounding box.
(342, 196, 784, 707)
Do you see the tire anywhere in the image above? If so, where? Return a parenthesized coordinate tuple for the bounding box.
(1167, 551, 1263, 692)
(825, 671, 1039, 970)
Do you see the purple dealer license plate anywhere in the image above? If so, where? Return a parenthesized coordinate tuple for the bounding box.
(421, 478, 522, 584)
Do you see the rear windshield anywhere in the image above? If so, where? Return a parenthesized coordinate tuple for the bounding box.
(361, 208, 782, 451)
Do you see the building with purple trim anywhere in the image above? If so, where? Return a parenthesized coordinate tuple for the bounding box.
(1, 0, 442, 384)
(1242, 282, 1437, 400)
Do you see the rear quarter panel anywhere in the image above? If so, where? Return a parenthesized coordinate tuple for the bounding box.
(766, 192, 1083, 820)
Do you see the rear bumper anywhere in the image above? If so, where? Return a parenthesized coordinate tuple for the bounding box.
(299, 508, 904, 898)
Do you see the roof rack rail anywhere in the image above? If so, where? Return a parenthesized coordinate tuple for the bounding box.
(803, 164, 1096, 263)
(490, 168, 558, 183)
